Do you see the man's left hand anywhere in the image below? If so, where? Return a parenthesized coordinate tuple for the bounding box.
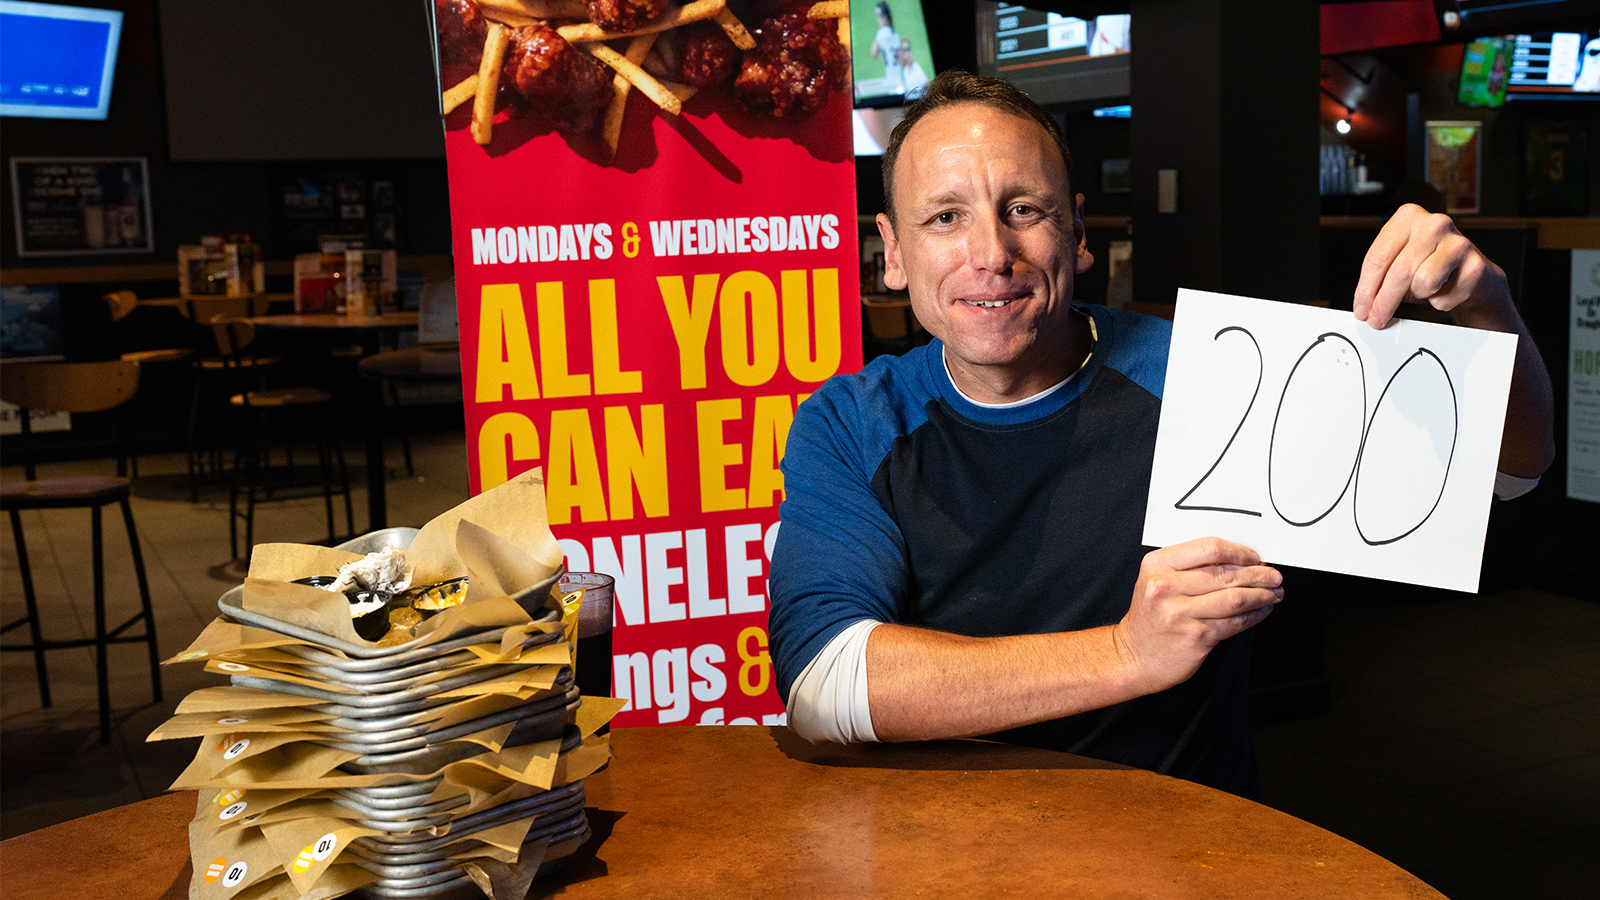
(1353, 203, 1511, 331)
(1352, 203, 1554, 478)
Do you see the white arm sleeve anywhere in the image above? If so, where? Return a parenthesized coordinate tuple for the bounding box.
(1494, 471, 1539, 501)
(784, 620, 880, 744)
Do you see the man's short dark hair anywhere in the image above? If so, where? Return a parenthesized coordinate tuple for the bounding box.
(881, 69, 1073, 227)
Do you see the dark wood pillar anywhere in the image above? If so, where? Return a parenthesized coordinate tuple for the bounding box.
(1129, 0, 1321, 306)
(1130, 1, 1329, 723)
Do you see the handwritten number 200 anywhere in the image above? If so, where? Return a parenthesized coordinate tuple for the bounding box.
(1175, 327, 1459, 546)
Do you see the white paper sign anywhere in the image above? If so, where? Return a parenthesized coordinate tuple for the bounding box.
(1144, 289, 1518, 593)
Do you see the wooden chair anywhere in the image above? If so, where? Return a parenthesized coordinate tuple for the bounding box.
(861, 293, 927, 360)
(210, 317, 352, 560)
(0, 360, 162, 744)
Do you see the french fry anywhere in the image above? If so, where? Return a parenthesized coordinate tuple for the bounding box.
(643, 48, 673, 79)
(475, 0, 588, 25)
(712, 8, 755, 50)
(472, 24, 513, 145)
(624, 33, 658, 68)
(443, 74, 479, 115)
(662, 79, 698, 103)
(588, 42, 681, 115)
(601, 34, 660, 160)
(558, 0, 728, 43)
(807, 1, 847, 19)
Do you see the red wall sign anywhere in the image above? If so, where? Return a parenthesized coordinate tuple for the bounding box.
(436, 1, 862, 727)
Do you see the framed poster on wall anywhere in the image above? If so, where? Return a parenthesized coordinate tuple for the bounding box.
(9, 156, 153, 256)
(1424, 121, 1482, 214)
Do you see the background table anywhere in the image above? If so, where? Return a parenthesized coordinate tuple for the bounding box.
(248, 313, 420, 531)
(0, 726, 1444, 900)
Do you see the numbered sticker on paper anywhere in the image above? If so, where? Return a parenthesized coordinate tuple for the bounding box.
(1144, 289, 1517, 592)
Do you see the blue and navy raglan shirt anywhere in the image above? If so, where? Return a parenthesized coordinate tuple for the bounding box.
(769, 303, 1259, 797)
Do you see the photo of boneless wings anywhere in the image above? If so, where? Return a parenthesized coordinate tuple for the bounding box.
(436, 0, 850, 162)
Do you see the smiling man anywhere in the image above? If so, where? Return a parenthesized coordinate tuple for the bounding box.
(767, 70, 1553, 797)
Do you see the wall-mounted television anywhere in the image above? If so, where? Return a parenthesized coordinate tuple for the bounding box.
(1506, 31, 1600, 101)
(979, 5, 1130, 107)
(0, 1, 123, 120)
(1457, 35, 1513, 107)
(852, 0, 937, 107)
(1435, 0, 1597, 36)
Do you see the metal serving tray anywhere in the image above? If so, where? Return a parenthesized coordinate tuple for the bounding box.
(338, 692, 579, 775)
(216, 527, 564, 659)
(351, 815, 589, 881)
(341, 779, 586, 838)
(230, 663, 523, 709)
(312, 669, 573, 732)
(314, 686, 579, 754)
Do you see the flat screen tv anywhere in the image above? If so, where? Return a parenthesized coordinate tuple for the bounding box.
(1506, 31, 1600, 101)
(1457, 35, 1513, 106)
(979, 6, 1130, 107)
(0, 1, 123, 120)
(1435, 0, 1597, 35)
(852, 0, 937, 107)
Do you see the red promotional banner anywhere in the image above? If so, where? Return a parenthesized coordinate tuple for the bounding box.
(434, 0, 862, 728)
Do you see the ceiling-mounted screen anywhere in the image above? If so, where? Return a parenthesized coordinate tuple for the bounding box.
(1507, 31, 1600, 100)
(980, 5, 1130, 106)
(0, 1, 123, 120)
(1435, 0, 1597, 35)
(852, 0, 936, 107)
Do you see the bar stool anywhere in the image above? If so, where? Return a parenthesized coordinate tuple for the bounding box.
(104, 290, 195, 477)
(211, 317, 353, 560)
(181, 295, 279, 501)
(0, 360, 162, 744)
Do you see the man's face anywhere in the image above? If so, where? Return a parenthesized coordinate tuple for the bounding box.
(878, 103, 1092, 402)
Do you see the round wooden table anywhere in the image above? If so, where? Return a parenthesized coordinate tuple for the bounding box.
(0, 727, 1445, 900)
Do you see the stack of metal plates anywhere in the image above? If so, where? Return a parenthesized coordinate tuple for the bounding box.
(196, 528, 592, 898)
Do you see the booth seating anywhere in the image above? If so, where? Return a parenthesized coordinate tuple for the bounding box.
(0, 360, 162, 744)
(103, 290, 196, 477)
(210, 317, 353, 561)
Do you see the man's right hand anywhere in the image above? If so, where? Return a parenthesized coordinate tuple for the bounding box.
(1112, 537, 1283, 695)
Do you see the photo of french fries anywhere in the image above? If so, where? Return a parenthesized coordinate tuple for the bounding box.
(435, 0, 851, 162)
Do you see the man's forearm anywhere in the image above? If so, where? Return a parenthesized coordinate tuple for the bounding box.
(864, 622, 1144, 742)
(1454, 293, 1556, 478)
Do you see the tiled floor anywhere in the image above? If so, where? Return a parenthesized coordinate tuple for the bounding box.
(3, 431, 1597, 899)
(1253, 587, 1600, 899)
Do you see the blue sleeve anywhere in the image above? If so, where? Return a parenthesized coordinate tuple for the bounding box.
(768, 366, 917, 702)
(1095, 306, 1172, 400)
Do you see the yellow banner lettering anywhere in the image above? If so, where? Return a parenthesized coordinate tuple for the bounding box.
(605, 405, 670, 520)
(477, 412, 540, 491)
(696, 397, 745, 512)
(475, 284, 539, 403)
(781, 268, 842, 382)
(659, 273, 720, 390)
(590, 279, 642, 395)
(536, 282, 592, 398)
(719, 270, 780, 387)
(547, 408, 607, 525)
(748, 394, 794, 508)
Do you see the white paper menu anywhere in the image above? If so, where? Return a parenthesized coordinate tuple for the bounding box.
(1142, 289, 1518, 593)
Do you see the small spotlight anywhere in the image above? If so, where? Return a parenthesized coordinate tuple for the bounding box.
(1335, 118, 1352, 134)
